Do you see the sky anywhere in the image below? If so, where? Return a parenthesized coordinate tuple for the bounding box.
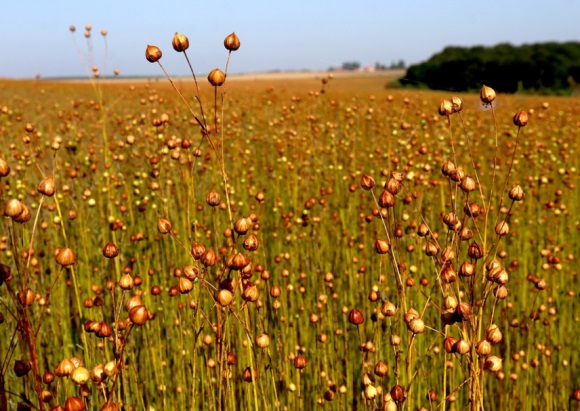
(1, 0, 579, 79)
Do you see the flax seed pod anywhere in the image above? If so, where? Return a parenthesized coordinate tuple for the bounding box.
(513, 110, 528, 127)
(509, 185, 524, 201)
(157, 218, 172, 234)
(438, 99, 454, 116)
(374, 239, 390, 254)
(348, 308, 364, 325)
(145, 45, 162, 63)
(38, 176, 56, 196)
(360, 174, 375, 190)
(224, 32, 240, 51)
(208, 69, 226, 86)
(480, 85, 496, 104)
(172, 33, 189, 52)
(378, 190, 395, 208)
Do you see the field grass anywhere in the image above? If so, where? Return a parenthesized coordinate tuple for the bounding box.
(0, 66, 579, 411)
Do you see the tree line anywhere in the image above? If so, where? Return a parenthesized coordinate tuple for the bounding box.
(399, 42, 580, 94)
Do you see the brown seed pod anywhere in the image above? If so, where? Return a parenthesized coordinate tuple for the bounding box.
(509, 185, 524, 201)
(207, 68, 226, 86)
(451, 96, 463, 112)
(145, 45, 162, 63)
(102, 241, 119, 259)
(495, 221, 509, 236)
(459, 261, 475, 277)
(172, 33, 189, 52)
(417, 223, 430, 237)
(128, 305, 148, 326)
(475, 339, 492, 356)
(4, 199, 23, 218)
(425, 241, 439, 257)
(101, 402, 119, 411)
(348, 308, 364, 325)
(0, 158, 9, 177)
(241, 282, 259, 302)
(227, 253, 250, 270)
(380, 301, 397, 317)
(438, 99, 454, 116)
(216, 289, 234, 307)
(360, 174, 375, 190)
(374, 239, 390, 254)
(191, 243, 206, 259)
(157, 218, 172, 234)
(468, 242, 483, 259)
(459, 176, 476, 193)
(206, 190, 221, 206)
(486, 325, 503, 344)
(374, 361, 389, 377)
(242, 367, 257, 382)
(64, 396, 86, 411)
(178, 277, 194, 294)
(390, 385, 406, 402)
(484, 356, 503, 373)
(224, 32, 241, 51)
(200, 249, 217, 267)
(513, 110, 528, 127)
(55, 248, 76, 267)
(38, 176, 56, 196)
(453, 339, 471, 355)
(234, 217, 252, 235)
(54, 358, 75, 377)
(293, 354, 307, 369)
(443, 336, 458, 353)
(407, 318, 426, 334)
(43, 370, 55, 384)
(378, 190, 395, 208)
(480, 85, 496, 104)
(14, 359, 32, 377)
(243, 234, 259, 251)
(255, 333, 270, 349)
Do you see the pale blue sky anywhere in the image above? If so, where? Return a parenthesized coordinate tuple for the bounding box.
(1, 0, 579, 78)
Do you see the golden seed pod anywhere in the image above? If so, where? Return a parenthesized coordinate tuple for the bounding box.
(145, 45, 162, 63)
(178, 277, 194, 294)
(65, 396, 86, 411)
(55, 247, 76, 267)
(494, 285, 509, 299)
(200, 249, 217, 267)
(444, 295, 458, 310)
(103, 361, 117, 376)
(71, 367, 90, 385)
(54, 358, 75, 377)
(494, 221, 509, 236)
(172, 33, 189, 52)
(69, 25, 76, 32)
(12, 204, 31, 223)
(360, 174, 375, 190)
(243, 234, 259, 251)
(513, 110, 528, 127)
(348, 308, 364, 325)
(438, 99, 454, 116)
(124, 295, 143, 313)
(374, 239, 390, 254)
(224, 32, 240, 51)
(37, 176, 56, 196)
(480, 85, 496, 104)
(459, 176, 476, 193)
(385, 178, 402, 195)
(206, 189, 221, 206)
(227, 252, 250, 270)
(484, 356, 503, 373)
(380, 301, 397, 317)
(4, 198, 23, 218)
(217, 289, 234, 306)
(417, 223, 430, 237)
(486, 325, 503, 344)
(0, 158, 9, 177)
(451, 96, 463, 112)
(207, 68, 226, 86)
(119, 274, 134, 290)
(128, 305, 149, 326)
(364, 385, 378, 400)
(18, 288, 36, 306)
(255, 333, 270, 349)
(475, 339, 492, 356)
(407, 318, 426, 334)
(453, 339, 471, 355)
(234, 217, 252, 235)
(374, 361, 389, 377)
(157, 218, 172, 234)
(509, 185, 524, 201)
(91, 364, 107, 384)
(241, 283, 259, 302)
(378, 190, 395, 208)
